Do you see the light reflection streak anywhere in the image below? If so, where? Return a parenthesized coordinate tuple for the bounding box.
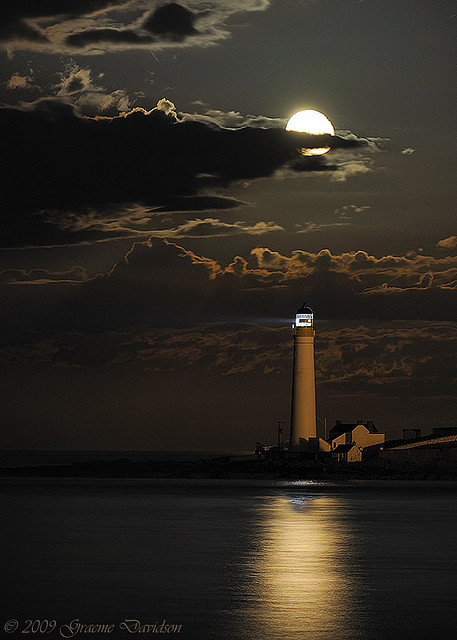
(234, 489, 365, 640)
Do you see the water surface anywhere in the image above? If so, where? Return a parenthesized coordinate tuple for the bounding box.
(1, 479, 455, 639)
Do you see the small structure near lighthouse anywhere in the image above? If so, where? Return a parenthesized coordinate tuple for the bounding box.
(289, 303, 330, 453)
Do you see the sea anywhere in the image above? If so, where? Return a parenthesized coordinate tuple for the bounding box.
(0, 450, 242, 467)
(1, 451, 456, 640)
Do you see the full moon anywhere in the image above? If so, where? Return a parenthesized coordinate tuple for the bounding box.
(286, 109, 334, 155)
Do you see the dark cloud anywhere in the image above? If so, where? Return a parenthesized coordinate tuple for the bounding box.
(52, 63, 132, 116)
(65, 28, 154, 48)
(111, 320, 457, 399)
(0, 0, 271, 54)
(290, 155, 338, 173)
(152, 195, 248, 212)
(0, 265, 87, 284)
(63, 239, 457, 325)
(147, 218, 284, 238)
(0, 16, 47, 44)
(63, 3, 208, 51)
(17, 209, 278, 246)
(1, 321, 456, 401)
(316, 322, 457, 397)
(0, 1, 129, 45)
(186, 108, 287, 130)
(1, 99, 370, 248)
(2, 238, 457, 338)
(144, 3, 198, 41)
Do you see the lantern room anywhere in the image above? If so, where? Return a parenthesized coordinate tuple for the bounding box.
(294, 303, 313, 328)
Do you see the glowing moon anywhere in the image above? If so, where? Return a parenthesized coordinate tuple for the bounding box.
(286, 109, 334, 155)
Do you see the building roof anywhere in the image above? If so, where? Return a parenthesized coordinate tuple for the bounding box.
(383, 432, 457, 450)
(329, 420, 378, 438)
(332, 444, 358, 453)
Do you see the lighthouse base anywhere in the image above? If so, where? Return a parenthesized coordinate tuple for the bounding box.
(291, 437, 331, 453)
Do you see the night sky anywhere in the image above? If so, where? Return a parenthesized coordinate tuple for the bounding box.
(1, 0, 456, 451)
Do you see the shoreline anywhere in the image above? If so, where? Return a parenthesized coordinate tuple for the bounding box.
(1, 456, 457, 481)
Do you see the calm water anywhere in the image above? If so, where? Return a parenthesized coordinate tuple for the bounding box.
(1, 479, 456, 640)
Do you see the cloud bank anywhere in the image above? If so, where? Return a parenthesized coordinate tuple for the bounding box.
(1, 322, 456, 400)
(1, 98, 374, 248)
(0, 1, 271, 55)
(2, 238, 457, 338)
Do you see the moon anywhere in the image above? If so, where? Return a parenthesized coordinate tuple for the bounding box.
(286, 109, 334, 155)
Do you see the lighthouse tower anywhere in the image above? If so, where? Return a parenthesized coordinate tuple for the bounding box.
(289, 303, 317, 450)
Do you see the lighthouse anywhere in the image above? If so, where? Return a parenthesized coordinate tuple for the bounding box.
(289, 303, 317, 450)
